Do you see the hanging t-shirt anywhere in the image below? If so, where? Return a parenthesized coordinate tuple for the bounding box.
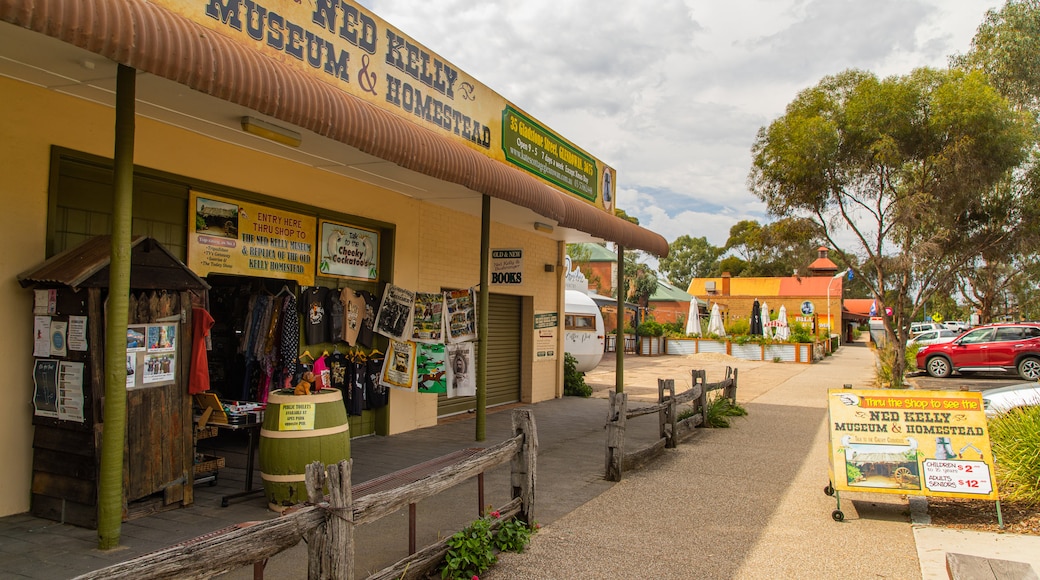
(302, 286, 329, 345)
(341, 289, 366, 346)
(189, 308, 215, 394)
(349, 360, 366, 415)
(366, 356, 389, 409)
(280, 293, 299, 384)
(327, 351, 350, 391)
(357, 290, 377, 348)
(326, 289, 344, 344)
(312, 355, 330, 391)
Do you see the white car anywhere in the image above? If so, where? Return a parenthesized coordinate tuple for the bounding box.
(981, 382, 1040, 418)
(910, 322, 944, 336)
(909, 329, 960, 346)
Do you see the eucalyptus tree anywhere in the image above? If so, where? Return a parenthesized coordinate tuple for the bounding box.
(749, 67, 1033, 382)
(952, 0, 1040, 322)
(659, 235, 723, 290)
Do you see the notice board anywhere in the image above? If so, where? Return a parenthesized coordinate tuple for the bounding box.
(827, 388, 998, 500)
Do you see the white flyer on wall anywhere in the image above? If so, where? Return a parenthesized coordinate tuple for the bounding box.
(50, 320, 68, 358)
(58, 361, 85, 423)
(33, 316, 51, 357)
(67, 316, 88, 352)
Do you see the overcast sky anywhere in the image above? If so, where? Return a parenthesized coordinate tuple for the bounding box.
(360, 0, 1003, 250)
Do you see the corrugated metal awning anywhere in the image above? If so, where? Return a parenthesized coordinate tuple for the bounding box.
(0, 0, 669, 257)
(18, 235, 210, 291)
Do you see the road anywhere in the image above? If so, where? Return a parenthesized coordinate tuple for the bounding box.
(908, 370, 1025, 392)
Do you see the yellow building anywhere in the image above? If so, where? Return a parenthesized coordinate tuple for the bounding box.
(688, 248, 848, 337)
(0, 1, 667, 518)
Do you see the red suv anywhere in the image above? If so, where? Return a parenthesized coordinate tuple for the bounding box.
(916, 323, 1040, 380)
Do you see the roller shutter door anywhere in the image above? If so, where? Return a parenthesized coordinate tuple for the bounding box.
(438, 293, 521, 416)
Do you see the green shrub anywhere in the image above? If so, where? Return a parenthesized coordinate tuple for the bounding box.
(636, 320, 664, 336)
(989, 405, 1040, 504)
(728, 318, 750, 336)
(704, 392, 748, 427)
(441, 510, 538, 580)
(904, 342, 921, 372)
(789, 322, 813, 343)
(563, 353, 592, 397)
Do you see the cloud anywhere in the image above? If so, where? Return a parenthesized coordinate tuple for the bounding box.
(362, 0, 1001, 254)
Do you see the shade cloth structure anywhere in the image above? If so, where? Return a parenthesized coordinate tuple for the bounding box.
(749, 299, 763, 336)
(774, 305, 791, 341)
(684, 299, 702, 336)
(707, 303, 726, 337)
(760, 301, 772, 339)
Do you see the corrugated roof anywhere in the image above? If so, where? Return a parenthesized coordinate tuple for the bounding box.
(18, 236, 210, 291)
(572, 242, 618, 262)
(651, 280, 697, 303)
(0, 0, 669, 257)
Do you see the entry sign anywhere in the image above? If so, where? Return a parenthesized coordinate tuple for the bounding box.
(826, 389, 997, 500)
(491, 249, 523, 285)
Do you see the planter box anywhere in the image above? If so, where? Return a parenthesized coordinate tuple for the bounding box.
(663, 338, 814, 363)
(638, 336, 664, 356)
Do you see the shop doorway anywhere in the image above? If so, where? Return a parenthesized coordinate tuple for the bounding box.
(437, 293, 522, 416)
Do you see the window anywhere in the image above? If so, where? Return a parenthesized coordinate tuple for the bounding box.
(959, 328, 995, 344)
(565, 314, 597, 330)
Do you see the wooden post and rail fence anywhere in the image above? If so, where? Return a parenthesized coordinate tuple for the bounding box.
(605, 367, 738, 481)
(74, 408, 538, 580)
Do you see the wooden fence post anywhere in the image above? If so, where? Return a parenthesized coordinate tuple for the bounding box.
(510, 409, 538, 526)
(658, 379, 677, 448)
(725, 367, 738, 403)
(692, 369, 708, 427)
(304, 460, 353, 580)
(605, 391, 627, 481)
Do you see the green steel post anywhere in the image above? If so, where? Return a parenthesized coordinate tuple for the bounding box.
(476, 195, 490, 441)
(98, 64, 135, 549)
(616, 243, 624, 393)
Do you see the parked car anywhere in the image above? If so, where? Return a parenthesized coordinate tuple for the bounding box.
(909, 329, 960, 346)
(981, 382, 1040, 418)
(910, 322, 944, 336)
(915, 323, 1040, 380)
(942, 321, 971, 332)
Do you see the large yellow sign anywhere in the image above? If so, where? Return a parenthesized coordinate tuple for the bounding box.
(827, 388, 997, 500)
(188, 191, 317, 285)
(156, 0, 614, 210)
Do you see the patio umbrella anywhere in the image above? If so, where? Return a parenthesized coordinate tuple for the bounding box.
(760, 300, 772, 339)
(685, 299, 701, 336)
(707, 303, 726, 337)
(774, 304, 791, 341)
(749, 299, 763, 336)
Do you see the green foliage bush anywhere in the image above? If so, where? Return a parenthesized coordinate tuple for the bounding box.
(563, 353, 592, 397)
(989, 405, 1040, 504)
(727, 318, 750, 336)
(704, 392, 748, 427)
(789, 322, 814, 344)
(441, 510, 537, 580)
(636, 320, 664, 336)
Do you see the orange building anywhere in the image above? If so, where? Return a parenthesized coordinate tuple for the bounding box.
(686, 247, 852, 340)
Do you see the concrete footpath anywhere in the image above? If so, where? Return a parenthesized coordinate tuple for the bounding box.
(1, 339, 1037, 578)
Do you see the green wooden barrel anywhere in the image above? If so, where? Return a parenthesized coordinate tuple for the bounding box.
(259, 388, 350, 511)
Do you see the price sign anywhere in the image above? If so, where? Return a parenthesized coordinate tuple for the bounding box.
(922, 460, 993, 495)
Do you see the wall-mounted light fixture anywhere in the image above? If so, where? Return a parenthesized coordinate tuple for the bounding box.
(533, 221, 554, 234)
(241, 116, 302, 147)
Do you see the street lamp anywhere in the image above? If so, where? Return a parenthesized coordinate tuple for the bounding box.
(826, 268, 851, 343)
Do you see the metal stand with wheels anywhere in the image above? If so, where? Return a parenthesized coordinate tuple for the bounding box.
(823, 481, 844, 522)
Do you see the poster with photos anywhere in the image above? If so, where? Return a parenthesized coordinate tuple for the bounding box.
(444, 287, 478, 343)
(411, 292, 445, 343)
(143, 353, 176, 385)
(446, 341, 476, 398)
(374, 284, 415, 341)
(380, 339, 416, 390)
(147, 324, 176, 352)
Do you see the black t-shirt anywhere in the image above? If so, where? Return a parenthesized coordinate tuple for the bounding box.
(357, 290, 377, 348)
(302, 286, 329, 345)
(326, 289, 344, 344)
